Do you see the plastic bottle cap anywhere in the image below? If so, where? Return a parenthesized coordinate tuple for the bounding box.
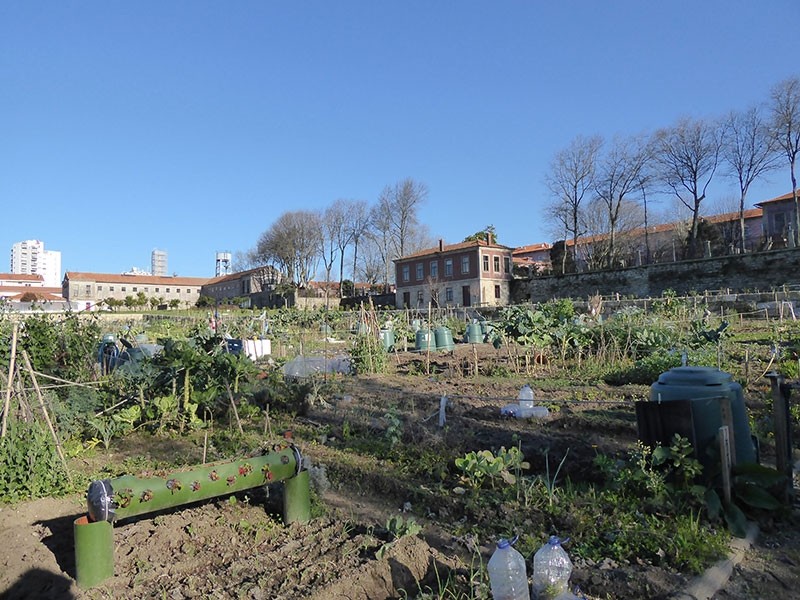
(496, 534, 519, 548)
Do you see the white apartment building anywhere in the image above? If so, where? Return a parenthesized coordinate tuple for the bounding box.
(151, 249, 168, 277)
(10, 240, 62, 287)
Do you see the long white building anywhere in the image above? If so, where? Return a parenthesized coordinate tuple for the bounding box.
(10, 240, 62, 287)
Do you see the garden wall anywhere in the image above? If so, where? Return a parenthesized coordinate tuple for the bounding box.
(516, 247, 800, 303)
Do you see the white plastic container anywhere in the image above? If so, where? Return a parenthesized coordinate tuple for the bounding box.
(531, 536, 572, 599)
(518, 384, 535, 409)
(488, 537, 530, 600)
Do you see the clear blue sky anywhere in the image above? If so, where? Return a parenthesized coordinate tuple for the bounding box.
(2, 1, 798, 278)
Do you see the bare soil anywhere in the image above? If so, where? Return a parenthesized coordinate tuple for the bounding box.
(1, 344, 798, 600)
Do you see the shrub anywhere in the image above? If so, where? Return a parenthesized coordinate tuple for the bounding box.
(0, 421, 71, 502)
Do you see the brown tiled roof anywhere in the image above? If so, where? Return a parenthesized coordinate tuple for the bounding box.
(396, 239, 512, 262)
(755, 188, 800, 206)
(512, 243, 551, 255)
(0, 273, 44, 282)
(9, 290, 64, 301)
(204, 265, 285, 285)
(703, 207, 762, 224)
(559, 208, 764, 247)
(65, 272, 210, 286)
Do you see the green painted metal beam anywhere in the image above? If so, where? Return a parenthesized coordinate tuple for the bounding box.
(78, 444, 311, 589)
(88, 444, 301, 522)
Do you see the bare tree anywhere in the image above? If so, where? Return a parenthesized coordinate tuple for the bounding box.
(653, 117, 723, 258)
(593, 134, 651, 267)
(582, 196, 645, 269)
(347, 199, 371, 288)
(319, 207, 340, 301)
(356, 235, 385, 286)
(255, 210, 321, 287)
(546, 135, 602, 270)
(379, 178, 429, 258)
(723, 106, 779, 251)
(769, 76, 800, 243)
(368, 199, 396, 291)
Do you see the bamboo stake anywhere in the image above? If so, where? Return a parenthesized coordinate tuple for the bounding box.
(15, 370, 34, 422)
(1, 323, 19, 438)
(226, 383, 244, 435)
(20, 349, 71, 481)
(263, 405, 273, 439)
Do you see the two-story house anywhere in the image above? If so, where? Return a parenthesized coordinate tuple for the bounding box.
(756, 189, 800, 246)
(201, 265, 283, 307)
(393, 237, 513, 308)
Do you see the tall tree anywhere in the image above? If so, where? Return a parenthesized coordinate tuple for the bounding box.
(722, 106, 779, 252)
(255, 210, 321, 287)
(368, 199, 396, 291)
(593, 134, 650, 267)
(319, 206, 341, 300)
(769, 76, 800, 243)
(347, 199, 371, 290)
(545, 135, 602, 270)
(356, 235, 386, 286)
(379, 178, 429, 258)
(653, 117, 723, 258)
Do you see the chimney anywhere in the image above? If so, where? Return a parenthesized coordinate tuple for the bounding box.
(487, 232, 494, 245)
(438, 239, 444, 252)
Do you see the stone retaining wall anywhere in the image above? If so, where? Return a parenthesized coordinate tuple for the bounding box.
(516, 247, 800, 304)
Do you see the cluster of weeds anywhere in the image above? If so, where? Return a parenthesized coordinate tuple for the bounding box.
(438, 436, 732, 582)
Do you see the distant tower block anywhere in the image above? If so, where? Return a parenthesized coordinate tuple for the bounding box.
(215, 252, 232, 277)
(151, 249, 167, 277)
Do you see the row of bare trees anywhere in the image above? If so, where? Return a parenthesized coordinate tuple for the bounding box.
(546, 75, 800, 271)
(243, 178, 432, 293)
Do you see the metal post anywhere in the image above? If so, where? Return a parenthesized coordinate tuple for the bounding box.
(283, 469, 311, 523)
(766, 372, 794, 504)
(74, 516, 114, 588)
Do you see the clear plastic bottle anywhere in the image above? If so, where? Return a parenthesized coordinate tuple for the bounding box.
(518, 384, 535, 409)
(531, 536, 572, 599)
(487, 537, 530, 600)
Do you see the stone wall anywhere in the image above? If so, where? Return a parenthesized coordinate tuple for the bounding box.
(516, 247, 800, 303)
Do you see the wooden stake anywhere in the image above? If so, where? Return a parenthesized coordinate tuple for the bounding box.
(226, 383, 244, 435)
(1, 323, 19, 438)
(20, 350, 71, 481)
(718, 396, 736, 466)
(15, 370, 33, 422)
(263, 405, 273, 438)
(719, 426, 732, 505)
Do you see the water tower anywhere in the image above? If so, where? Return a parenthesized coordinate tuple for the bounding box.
(215, 251, 232, 277)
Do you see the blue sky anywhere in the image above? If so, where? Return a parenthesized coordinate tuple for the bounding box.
(2, 1, 798, 278)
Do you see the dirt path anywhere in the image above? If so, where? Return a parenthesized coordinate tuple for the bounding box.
(0, 489, 456, 600)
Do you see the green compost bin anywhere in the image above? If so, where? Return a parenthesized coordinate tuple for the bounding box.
(434, 327, 455, 351)
(380, 329, 395, 351)
(649, 366, 756, 465)
(465, 323, 483, 344)
(415, 329, 434, 351)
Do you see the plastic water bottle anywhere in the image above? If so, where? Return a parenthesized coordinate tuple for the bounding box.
(487, 537, 530, 600)
(518, 384, 535, 409)
(531, 536, 572, 599)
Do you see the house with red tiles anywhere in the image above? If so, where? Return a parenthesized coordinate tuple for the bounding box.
(393, 236, 513, 308)
(756, 189, 800, 246)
